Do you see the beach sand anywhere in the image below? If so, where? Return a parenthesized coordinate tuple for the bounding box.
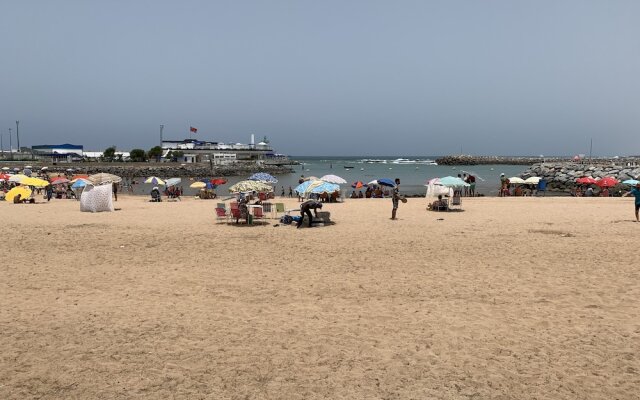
(1, 195, 639, 399)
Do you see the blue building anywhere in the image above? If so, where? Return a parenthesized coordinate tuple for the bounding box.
(32, 144, 84, 162)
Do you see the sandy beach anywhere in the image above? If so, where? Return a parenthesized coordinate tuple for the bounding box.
(1, 195, 639, 399)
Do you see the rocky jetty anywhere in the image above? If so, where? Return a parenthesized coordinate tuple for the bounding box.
(521, 162, 640, 192)
(436, 155, 558, 165)
(18, 162, 294, 179)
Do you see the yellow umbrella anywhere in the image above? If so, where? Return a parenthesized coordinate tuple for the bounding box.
(6, 186, 32, 202)
(145, 176, 165, 185)
(190, 181, 207, 189)
(20, 177, 50, 187)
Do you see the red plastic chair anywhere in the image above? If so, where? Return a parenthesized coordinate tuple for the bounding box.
(215, 207, 228, 223)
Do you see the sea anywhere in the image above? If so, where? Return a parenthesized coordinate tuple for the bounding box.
(131, 156, 529, 198)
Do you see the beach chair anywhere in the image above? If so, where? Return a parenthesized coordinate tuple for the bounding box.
(275, 203, 285, 216)
(230, 208, 244, 224)
(215, 207, 229, 223)
(262, 202, 274, 218)
(449, 193, 462, 210)
(217, 202, 226, 210)
(253, 207, 265, 222)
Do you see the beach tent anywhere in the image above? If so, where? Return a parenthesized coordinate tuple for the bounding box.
(80, 184, 114, 212)
(425, 181, 453, 198)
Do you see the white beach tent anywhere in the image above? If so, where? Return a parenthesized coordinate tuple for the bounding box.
(425, 180, 453, 198)
(80, 184, 114, 213)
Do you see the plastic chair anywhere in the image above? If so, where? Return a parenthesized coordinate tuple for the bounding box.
(253, 207, 264, 221)
(262, 202, 273, 218)
(275, 203, 285, 215)
(216, 202, 226, 209)
(230, 208, 243, 224)
(449, 194, 462, 210)
(215, 207, 229, 223)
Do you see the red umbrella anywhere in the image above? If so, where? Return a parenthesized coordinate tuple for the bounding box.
(71, 174, 89, 181)
(51, 177, 70, 185)
(211, 178, 227, 185)
(596, 177, 619, 187)
(0, 173, 10, 181)
(576, 177, 597, 185)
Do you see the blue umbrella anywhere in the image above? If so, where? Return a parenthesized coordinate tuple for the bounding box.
(622, 179, 639, 186)
(71, 178, 91, 189)
(376, 178, 396, 187)
(294, 181, 313, 194)
(307, 181, 340, 194)
(248, 172, 278, 183)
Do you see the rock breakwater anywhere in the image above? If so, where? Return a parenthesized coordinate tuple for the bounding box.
(521, 162, 640, 192)
(25, 162, 294, 179)
(436, 155, 559, 165)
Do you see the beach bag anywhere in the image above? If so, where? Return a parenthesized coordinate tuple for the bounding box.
(280, 215, 293, 225)
(291, 216, 302, 223)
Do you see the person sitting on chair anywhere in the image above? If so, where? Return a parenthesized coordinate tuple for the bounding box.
(427, 195, 448, 211)
(297, 199, 323, 228)
(150, 187, 162, 202)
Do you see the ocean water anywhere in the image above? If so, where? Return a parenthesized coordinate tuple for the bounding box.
(129, 156, 529, 198)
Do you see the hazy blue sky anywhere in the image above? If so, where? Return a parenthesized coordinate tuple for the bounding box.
(1, 1, 639, 156)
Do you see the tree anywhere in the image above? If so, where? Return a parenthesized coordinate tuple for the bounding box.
(130, 148, 147, 162)
(148, 146, 163, 161)
(103, 146, 116, 162)
(172, 150, 184, 161)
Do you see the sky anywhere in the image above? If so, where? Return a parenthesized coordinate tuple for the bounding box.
(1, 0, 639, 156)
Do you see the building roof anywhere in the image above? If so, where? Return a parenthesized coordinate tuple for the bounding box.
(32, 143, 83, 150)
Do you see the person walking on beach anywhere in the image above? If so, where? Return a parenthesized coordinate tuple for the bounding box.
(281, 186, 285, 197)
(46, 185, 53, 202)
(288, 186, 293, 198)
(391, 178, 401, 220)
(468, 174, 476, 197)
(297, 199, 322, 228)
(625, 182, 640, 222)
(112, 182, 118, 201)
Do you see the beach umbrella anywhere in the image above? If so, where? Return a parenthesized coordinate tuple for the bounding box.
(1, 167, 10, 171)
(508, 177, 526, 184)
(376, 178, 397, 187)
(596, 177, 619, 187)
(71, 178, 91, 189)
(248, 172, 278, 183)
(576, 177, 597, 185)
(351, 181, 366, 189)
(88, 173, 122, 185)
(0, 173, 9, 181)
(438, 176, 469, 187)
(8, 174, 28, 183)
(145, 176, 165, 185)
(210, 178, 227, 185)
(165, 178, 182, 187)
(622, 179, 640, 186)
(6, 186, 32, 202)
(25, 165, 32, 169)
(294, 180, 313, 194)
(305, 181, 340, 195)
(51, 177, 70, 185)
(21, 177, 50, 187)
(190, 181, 207, 189)
(524, 176, 541, 185)
(303, 176, 319, 182)
(23, 168, 32, 176)
(70, 174, 89, 182)
(13, 167, 20, 171)
(228, 180, 273, 193)
(40, 166, 48, 171)
(320, 174, 347, 184)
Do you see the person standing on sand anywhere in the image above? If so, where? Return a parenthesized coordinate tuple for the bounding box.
(391, 178, 401, 220)
(112, 182, 118, 201)
(624, 182, 640, 222)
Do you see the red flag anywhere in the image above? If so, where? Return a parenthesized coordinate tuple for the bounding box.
(190, 126, 198, 133)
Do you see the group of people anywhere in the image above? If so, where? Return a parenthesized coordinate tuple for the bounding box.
(457, 173, 476, 196)
(349, 186, 391, 199)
